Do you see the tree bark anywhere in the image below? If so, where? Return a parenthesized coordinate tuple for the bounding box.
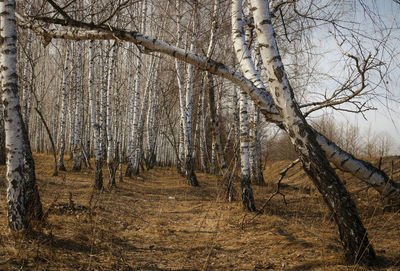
(239, 87, 256, 211)
(58, 42, 70, 171)
(1, 0, 43, 231)
(250, 0, 375, 263)
(0, 102, 5, 165)
(106, 42, 118, 188)
(72, 42, 83, 171)
(88, 39, 103, 190)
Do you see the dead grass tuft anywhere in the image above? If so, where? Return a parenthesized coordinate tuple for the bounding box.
(0, 154, 399, 270)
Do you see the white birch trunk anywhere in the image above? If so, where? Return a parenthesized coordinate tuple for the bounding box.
(72, 42, 82, 171)
(174, 0, 198, 186)
(58, 42, 70, 171)
(124, 44, 135, 176)
(145, 68, 158, 169)
(239, 88, 256, 211)
(250, 0, 374, 262)
(253, 106, 265, 185)
(248, 101, 257, 183)
(88, 39, 103, 190)
(200, 89, 208, 172)
(106, 42, 118, 187)
(22, 32, 32, 128)
(1, 0, 42, 231)
(127, 50, 142, 177)
(100, 43, 108, 161)
(0, 102, 5, 165)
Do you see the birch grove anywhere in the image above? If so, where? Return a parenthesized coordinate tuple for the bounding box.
(2, 0, 399, 263)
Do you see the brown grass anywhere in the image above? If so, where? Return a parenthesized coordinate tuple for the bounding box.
(0, 154, 399, 270)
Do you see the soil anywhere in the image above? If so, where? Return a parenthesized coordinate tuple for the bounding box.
(0, 154, 399, 270)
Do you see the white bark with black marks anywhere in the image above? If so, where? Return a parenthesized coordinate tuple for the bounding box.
(239, 88, 256, 211)
(72, 42, 82, 171)
(1, 0, 42, 231)
(88, 39, 103, 190)
(250, 0, 375, 263)
(58, 43, 70, 171)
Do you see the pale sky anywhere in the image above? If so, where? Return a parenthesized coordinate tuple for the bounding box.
(304, 0, 400, 154)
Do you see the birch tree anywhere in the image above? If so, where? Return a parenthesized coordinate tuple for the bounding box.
(174, 0, 198, 186)
(249, 0, 375, 262)
(106, 42, 118, 187)
(72, 42, 83, 171)
(1, 0, 42, 231)
(88, 39, 103, 190)
(238, 87, 256, 211)
(58, 43, 70, 171)
(0, 102, 5, 165)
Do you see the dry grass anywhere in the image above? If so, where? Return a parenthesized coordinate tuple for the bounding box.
(0, 154, 399, 270)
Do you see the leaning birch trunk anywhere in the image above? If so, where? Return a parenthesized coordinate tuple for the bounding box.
(1, 0, 42, 231)
(58, 42, 70, 171)
(316, 133, 400, 202)
(250, 0, 375, 263)
(88, 39, 103, 190)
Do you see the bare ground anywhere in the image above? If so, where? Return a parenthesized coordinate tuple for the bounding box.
(0, 154, 399, 270)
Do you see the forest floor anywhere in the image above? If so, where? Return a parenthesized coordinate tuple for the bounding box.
(0, 154, 400, 271)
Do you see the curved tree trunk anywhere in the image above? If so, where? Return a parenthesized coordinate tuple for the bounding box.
(250, 0, 375, 263)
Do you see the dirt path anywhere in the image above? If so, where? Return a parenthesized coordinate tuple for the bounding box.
(1, 154, 400, 270)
